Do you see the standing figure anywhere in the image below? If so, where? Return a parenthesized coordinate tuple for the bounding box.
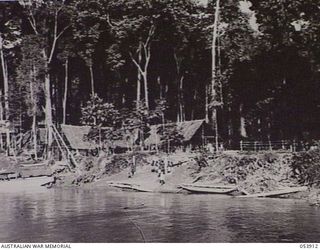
(159, 171, 165, 185)
(131, 155, 136, 176)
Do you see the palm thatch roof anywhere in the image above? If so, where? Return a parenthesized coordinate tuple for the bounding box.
(145, 119, 206, 146)
(61, 125, 96, 150)
(60, 120, 206, 150)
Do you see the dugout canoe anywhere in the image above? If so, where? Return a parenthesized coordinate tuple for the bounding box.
(178, 184, 238, 194)
(237, 186, 308, 198)
(108, 182, 152, 192)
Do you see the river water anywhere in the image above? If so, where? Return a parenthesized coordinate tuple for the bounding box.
(0, 186, 319, 243)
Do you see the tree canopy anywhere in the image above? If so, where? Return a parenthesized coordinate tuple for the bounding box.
(0, 0, 320, 149)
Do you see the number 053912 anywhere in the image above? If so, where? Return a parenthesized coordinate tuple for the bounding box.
(300, 244, 319, 248)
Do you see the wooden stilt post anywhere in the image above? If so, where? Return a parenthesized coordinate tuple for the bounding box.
(51, 124, 79, 169)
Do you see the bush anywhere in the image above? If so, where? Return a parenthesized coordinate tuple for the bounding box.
(290, 148, 320, 186)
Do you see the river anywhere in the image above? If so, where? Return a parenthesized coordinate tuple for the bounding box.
(0, 185, 319, 243)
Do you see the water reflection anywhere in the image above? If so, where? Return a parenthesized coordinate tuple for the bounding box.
(0, 188, 319, 242)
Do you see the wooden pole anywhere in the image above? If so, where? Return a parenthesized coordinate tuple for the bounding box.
(51, 127, 65, 162)
(52, 124, 79, 169)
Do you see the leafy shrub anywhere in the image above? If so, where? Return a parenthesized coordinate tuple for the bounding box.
(290, 148, 320, 186)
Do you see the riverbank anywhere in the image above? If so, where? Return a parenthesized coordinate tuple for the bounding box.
(1, 150, 320, 204)
(49, 150, 319, 202)
(85, 150, 295, 192)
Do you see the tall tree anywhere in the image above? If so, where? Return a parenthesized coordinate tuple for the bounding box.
(0, 3, 21, 155)
(248, 0, 320, 139)
(156, 0, 205, 122)
(18, 0, 73, 156)
(16, 35, 45, 159)
(72, 0, 107, 96)
(57, 36, 76, 124)
(108, 0, 159, 110)
(202, 0, 258, 142)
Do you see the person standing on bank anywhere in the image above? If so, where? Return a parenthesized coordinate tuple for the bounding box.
(159, 170, 165, 185)
(131, 155, 136, 176)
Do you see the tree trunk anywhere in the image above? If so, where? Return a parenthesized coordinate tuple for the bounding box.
(0, 38, 8, 115)
(131, 34, 153, 111)
(0, 35, 10, 156)
(23, 3, 69, 159)
(211, 0, 220, 151)
(212, 108, 219, 150)
(158, 76, 162, 99)
(193, 89, 197, 121)
(89, 63, 95, 96)
(32, 113, 37, 159)
(40, 48, 54, 159)
(174, 52, 182, 122)
(211, 0, 220, 97)
(240, 103, 247, 138)
(30, 67, 38, 160)
(63, 58, 68, 124)
(179, 75, 185, 122)
(0, 90, 3, 120)
(135, 48, 142, 144)
(227, 106, 233, 145)
(136, 47, 142, 109)
(44, 71, 53, 157)
(205, 84, 209, 123)
(142, 72, 149, 109)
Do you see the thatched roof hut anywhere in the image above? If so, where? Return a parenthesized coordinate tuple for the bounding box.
(60, 120, 210, 152)
(145, 119, 208, 146)
(61, 125, 96, 150)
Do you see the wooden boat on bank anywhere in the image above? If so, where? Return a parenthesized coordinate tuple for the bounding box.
(237, 186, 308, 198)
(108, 182, 152, 193)
(178, 184, 238, 194)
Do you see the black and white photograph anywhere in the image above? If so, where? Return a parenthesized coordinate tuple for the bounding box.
(0, 0, 320, 245)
